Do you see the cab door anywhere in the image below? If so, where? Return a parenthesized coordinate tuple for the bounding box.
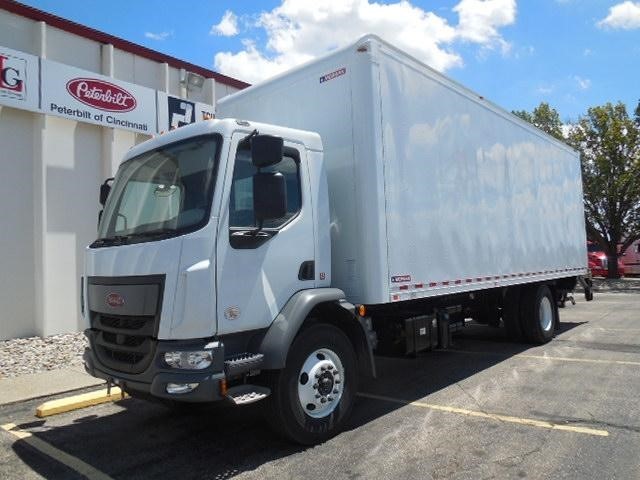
(216, 133, 316, 335)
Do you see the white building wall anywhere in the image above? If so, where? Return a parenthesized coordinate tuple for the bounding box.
(0, 106, 36, 338)
(0, 7, 244, 339)
(47, 28, 101, 72)
(0, 11, 35, 54)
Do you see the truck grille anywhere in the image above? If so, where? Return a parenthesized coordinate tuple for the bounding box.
(100, 315, 147, 331)
(87, 275, 165, 375)
(91, 312, 157, 374)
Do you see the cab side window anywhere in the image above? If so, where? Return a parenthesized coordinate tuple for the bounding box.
(229, 147, 301, 230)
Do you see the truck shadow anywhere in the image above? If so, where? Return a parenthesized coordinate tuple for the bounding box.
(10, 322, 585, 479)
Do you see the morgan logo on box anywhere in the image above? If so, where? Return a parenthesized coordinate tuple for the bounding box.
(0, 53, 26, 100)
(66, 78, 137, 112)
(391, 275, 412, 283)
(319, 67, 346, 84)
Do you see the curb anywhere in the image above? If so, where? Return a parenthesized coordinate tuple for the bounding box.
(36, 387, 128, 418)
(0, 384, 103, 408)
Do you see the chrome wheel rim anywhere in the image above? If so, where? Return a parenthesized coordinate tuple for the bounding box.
(297, 348, 344, 419)
(539, 296, 553, 332)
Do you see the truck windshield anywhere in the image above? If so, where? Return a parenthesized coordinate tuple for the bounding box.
(93, 134, 221, 247)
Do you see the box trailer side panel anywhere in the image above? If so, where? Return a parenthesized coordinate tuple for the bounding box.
(218, 35, 588, 306)
(375, 42, 588, 302)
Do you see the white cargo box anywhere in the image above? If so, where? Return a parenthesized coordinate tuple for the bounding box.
(217, 35, 588, 305)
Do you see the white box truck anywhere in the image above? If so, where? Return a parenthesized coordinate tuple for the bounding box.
(82, 35, 590, 444)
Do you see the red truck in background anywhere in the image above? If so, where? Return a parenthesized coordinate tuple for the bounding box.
(588, 242, 625, 277)
(621, 239, 640, 276)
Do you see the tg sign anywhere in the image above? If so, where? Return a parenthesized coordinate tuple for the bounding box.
(0, 46, 39, 112)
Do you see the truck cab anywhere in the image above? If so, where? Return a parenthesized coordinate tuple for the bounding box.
(83, 118, 375, 444)
(621, 240, 640, 276)
(587, 242, 625, 278)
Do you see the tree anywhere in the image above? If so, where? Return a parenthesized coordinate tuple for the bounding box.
(512, 102, 564, 141)
(567, 102, 640, 278)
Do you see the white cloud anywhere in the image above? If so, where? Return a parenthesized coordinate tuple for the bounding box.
(597, 1, 640, 30)
(454, 0, 516, 53)
(574, 76, 591, 90)
(211, 10, 239, 37)
(145, 31, 171, 41)
(213, 0, 517, 84)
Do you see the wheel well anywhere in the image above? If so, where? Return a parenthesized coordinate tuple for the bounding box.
(301, 302, 376, 378)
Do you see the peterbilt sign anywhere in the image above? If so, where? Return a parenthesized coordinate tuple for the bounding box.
(0, 46, 39, 112)
(66, 78, 137, 112)
(41, 59, 156, 134)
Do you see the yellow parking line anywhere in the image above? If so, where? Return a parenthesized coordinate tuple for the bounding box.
(1, 423, 114, 480)
(518, 354, 640, 367)
(357, 393, 609, 437)
(592, 327, 640, 332)
(448, 349, 640, 367)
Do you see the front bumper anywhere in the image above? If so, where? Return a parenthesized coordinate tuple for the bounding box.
(83, 330, 226, 402)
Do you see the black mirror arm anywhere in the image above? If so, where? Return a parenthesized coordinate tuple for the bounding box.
(99, 177, 115, 206)
(239, 129, 259, 150)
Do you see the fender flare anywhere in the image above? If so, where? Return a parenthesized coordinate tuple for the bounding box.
(257, 288, 376, 377)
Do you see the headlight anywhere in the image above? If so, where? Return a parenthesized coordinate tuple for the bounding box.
(166, 383, 199, 394)
(164, 350, 213, 370)
(601, 257, 608, 269)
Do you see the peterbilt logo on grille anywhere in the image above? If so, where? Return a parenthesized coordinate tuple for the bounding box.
(106, 292, 125, 308)
(66, 78, 137, 112)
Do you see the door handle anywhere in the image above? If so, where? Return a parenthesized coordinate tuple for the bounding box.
(298, 261, 315, 281)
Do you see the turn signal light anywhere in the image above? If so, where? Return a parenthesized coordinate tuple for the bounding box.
(219, 379, 228, 396)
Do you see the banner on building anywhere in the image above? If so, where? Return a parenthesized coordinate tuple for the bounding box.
(0, 46, 39, 112)
(41, 59, 158, 134)
(156, 92, 215, 133)
(1, 45, 218, 136)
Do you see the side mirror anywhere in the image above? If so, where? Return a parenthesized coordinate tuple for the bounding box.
(253, 172, 287, 222)
(99, 178, 114, 206)
(251, 135, 283, 168)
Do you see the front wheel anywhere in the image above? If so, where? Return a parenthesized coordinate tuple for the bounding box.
(262, 323, 357, 445)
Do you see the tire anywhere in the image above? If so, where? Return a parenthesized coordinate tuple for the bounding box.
(520, 285, 557, 344)
(262, 323, 357, 445)
(502, 287, 524, 342)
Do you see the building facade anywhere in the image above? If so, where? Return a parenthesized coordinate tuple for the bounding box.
(0, 1, 248, 339)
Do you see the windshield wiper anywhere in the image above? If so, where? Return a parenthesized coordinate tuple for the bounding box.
(90, 235, 130, 247)
(126, 228, 178, 239)
(91, 229, 178, 248)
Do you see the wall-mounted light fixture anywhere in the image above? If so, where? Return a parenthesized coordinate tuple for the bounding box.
(180, 71, 205, 91)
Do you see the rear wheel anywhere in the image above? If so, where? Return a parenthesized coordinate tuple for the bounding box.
(263, 323, 357, 445)
(520, 285, 557, 344)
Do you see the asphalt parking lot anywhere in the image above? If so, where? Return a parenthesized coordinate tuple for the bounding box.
(1, 290, 639, 480)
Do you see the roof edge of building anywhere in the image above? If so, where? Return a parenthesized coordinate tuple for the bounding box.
(0, 0, 250, 90)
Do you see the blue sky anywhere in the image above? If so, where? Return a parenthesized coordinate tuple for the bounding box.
(21, 0, 640, 122)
